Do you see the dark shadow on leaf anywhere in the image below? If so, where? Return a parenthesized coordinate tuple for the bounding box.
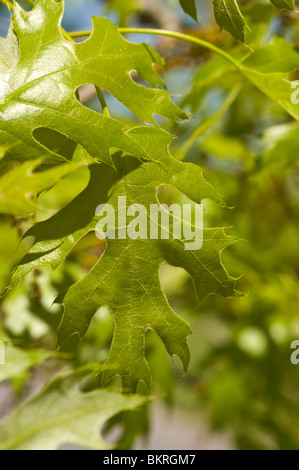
(17, 245, 62, 266)
(33, 128, 77, 161)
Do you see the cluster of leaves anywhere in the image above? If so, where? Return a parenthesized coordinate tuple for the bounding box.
(0, 0, 298, 450)
(180, 0, 296, 42)
(166, 0, 299, 450)
(169, 114, 299, 448)
(0, 0, 236, 449)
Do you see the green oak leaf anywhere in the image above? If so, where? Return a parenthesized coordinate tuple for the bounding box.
(12, 128, 237, 393)
(212, 0, 246, 42)
(0, 369, 149, 450)
(0, 0, 186, 164)
(179, 0, 198, 22)
(270, 0, 294, 10)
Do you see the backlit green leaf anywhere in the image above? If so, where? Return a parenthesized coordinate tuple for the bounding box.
(0, 0, 186, 164)
(12, 129, 237, 393)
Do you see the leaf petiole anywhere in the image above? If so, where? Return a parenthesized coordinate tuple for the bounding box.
(0, 0, 13, 10)
(96, 87, 111, 118)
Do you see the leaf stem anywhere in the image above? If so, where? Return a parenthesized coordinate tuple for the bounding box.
(0, 0, 13, 9)
(96, 87, 111, 118)
(69, 28, 241, 69)
(61, 28, 76, 42)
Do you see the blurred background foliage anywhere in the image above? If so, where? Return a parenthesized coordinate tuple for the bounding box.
(1, 0, 299, 450)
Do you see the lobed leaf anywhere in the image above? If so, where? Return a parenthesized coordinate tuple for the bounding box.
(12, 128, 237, 392)
(3, 0, 238, 393)
(0, 0, 186, 165)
